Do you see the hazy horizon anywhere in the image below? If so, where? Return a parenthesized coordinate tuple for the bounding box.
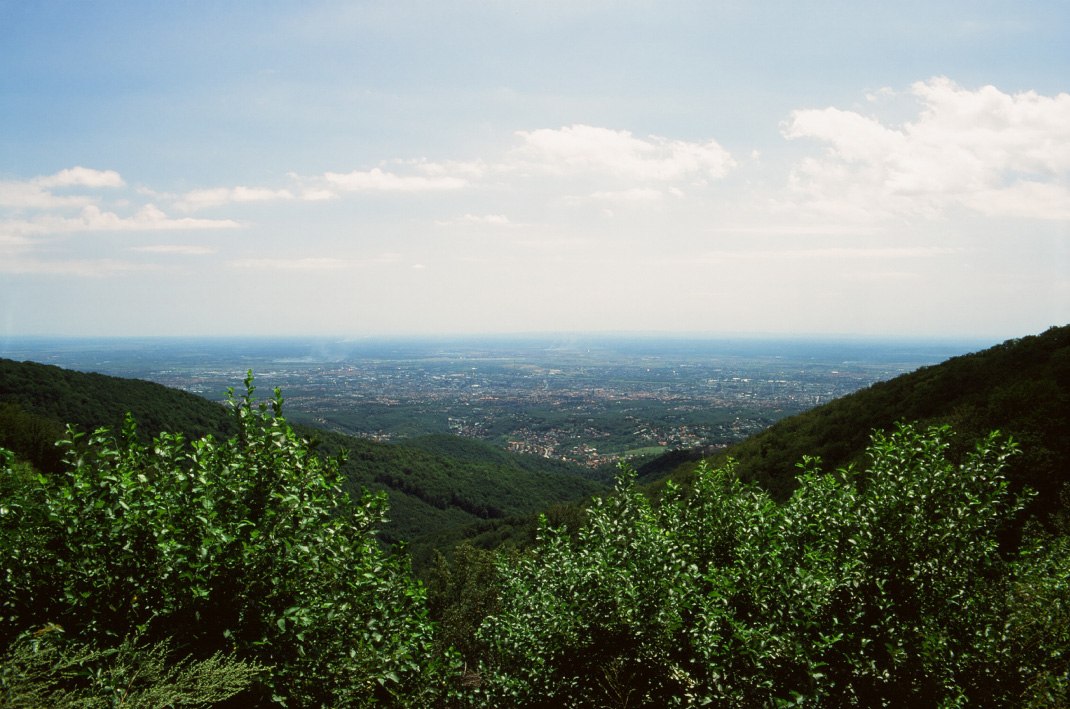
(0, 329, 1011, 346)
(0, 329, 1010, 372)
(2, 2, 1067, 339)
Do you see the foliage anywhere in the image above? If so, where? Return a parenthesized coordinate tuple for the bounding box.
(0, 627, 263, 708)
(0, 401, 65, 473)
(473, 424, 1070, 706)
(426, 543, 506, 666)
(327, 430, 604, 547)
(680, 325, 1070, 523)
(0, 356, 234, 445)
(0, 356, 604, 560)
(0, 374, 455, 706)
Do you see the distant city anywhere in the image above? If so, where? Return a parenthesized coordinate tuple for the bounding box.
(1, 335, 991, 468)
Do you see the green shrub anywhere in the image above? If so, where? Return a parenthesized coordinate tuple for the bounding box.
(0, 374, 456, 705)
(474, 424, 1069, 706)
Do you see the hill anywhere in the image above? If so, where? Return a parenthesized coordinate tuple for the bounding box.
(388, 325, 1070, 559)
(308, 429, 604, 547)
(0, 358, 605, 546)
(0, 358, 236, 472)
(0, 357, 237, 444)
(656, 324, 1070, 525)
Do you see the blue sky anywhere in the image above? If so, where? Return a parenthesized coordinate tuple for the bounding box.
(1, 1, 1067, 338)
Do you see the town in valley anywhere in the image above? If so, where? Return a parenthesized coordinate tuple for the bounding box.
(1, 335, 987, 468)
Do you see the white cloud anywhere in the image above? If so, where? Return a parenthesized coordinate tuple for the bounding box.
(34, 166, 124, 189)
(964, 181, 1070, 220)
(174, 186, 295, 211)
(17, 205, 243, 233)
(118, 205, 242, 231)
(131, 244, 218, 255)
(702, 224, 879, 236)
(582, 187, 668, 204)
(436, 213, 517, 227)
(281, 126, 731, 214)
(509, 124, 735, 182)
(406, 158, 487, 180)
(700, 246, 961, 263)
(0, 181, 94, 209)
(0, 167, 123, 209)
(0, 256, 156, 277)
(783, 77, 1070, 220)
(0, 232, 31, 248)
(229, 253, 403, 271)
(322, 167, 468, 192)
(298, 187, 337, 201)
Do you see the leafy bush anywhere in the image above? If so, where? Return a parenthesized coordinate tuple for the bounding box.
(473, 424, 1069, 706)
(0, 375, 455, 706)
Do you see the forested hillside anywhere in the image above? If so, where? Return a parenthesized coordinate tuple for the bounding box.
(0, 358, 235, 471)
(658, 324, 1070, 526)
(313, 429, 603, 547)
(2, 331, 1068, 705)
(0, 359, 604, 547)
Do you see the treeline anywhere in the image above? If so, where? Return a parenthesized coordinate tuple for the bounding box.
(2, 328, 1069, 704)
(667, 325, 1070, 523)
(321, 431, 604, 548)
(2, 387, 1066, 705)
(431, 324, 1070, 560)
(1, 381, 447, 705)
(443, 426, 1068, 706)
(0, 358, 236, 455)
(0, 358, 606, 551)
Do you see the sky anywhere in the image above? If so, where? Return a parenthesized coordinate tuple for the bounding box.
(1, 1, 1068, 340)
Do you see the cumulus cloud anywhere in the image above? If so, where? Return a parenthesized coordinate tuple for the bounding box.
(0, 167, 124, 210)
(509, 124, 735, 182)
(965, 181, 1070, 220)
(783, 77, 1070, 220)
(34, 166, 124, 189)
(174, 186, 295, 211)
(282, 127, 730, 212)
(322, 167, 468, 193)
(40, 205, 241, 232)
(3, 205, 241, 239)
(1, 164, 243, 270)
(404, 158, 487, 180)
(0, 181, 95, 210)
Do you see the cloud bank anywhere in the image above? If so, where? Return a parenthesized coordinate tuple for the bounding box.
(783, 77, 1070, 220)
(3, 79, 1067, 286)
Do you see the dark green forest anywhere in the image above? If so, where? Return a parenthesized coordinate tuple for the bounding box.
(1, 327, 1068, 706)
(0, 358, 607, 551)
(657, 325, 1070, 527)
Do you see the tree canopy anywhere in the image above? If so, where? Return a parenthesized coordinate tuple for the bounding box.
(1, 372, 1067, 706)
(0, 376, 455, 705)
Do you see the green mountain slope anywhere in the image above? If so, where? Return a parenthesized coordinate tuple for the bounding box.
(660, 324, 1070, 524)
(0, 357, 604, 545)
(307, 429, 604, 545)
(0, 358, 235, 448)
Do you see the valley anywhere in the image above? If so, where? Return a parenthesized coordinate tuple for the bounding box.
(0, 334, 983, 468)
